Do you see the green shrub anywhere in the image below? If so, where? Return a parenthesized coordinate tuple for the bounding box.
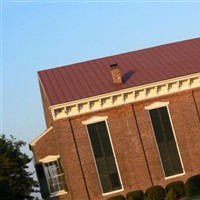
(166, 180, 185, 198)
(126, 190, 144, 200)
(107, 194, 126, 200)
(165, 188, 177, 200)
(186, 174, 200, 197)
(145, 185, 165, 200)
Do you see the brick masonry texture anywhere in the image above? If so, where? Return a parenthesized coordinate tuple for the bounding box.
(110, 65, 122, 85)
(32, 128, 59, 163)
(39, 82, 54, 128)
(32, 88, 200, 200)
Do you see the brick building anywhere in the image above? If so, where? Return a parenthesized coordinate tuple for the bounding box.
(30, 38, 200, 200)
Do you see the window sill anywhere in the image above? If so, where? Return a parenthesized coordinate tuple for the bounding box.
(50, 190, 68, 198)
(165, 172, 185, 180)
(102, 188, 124, 196)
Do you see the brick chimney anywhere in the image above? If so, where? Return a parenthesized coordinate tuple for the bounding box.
(110, 63, 122, 85)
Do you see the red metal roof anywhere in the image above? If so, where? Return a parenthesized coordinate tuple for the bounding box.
(38, 38, 200, 106)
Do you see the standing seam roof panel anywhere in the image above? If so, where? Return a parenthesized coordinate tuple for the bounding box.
(38, 38, 200, 106)
(81, 61, 103, 95)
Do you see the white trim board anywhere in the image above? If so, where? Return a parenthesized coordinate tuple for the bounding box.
(49, 73, 200, 120)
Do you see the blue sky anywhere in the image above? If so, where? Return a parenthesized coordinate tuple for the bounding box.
(1, 0, 200, 186)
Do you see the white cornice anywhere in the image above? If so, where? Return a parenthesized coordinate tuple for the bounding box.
(49, 73, 200, 120)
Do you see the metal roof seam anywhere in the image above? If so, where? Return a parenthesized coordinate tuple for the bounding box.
(63, 66, 82, 101)
(51, 69, 68, 103)
(55, 67, 73, 102)
(73, 64, 94, 97)
(177, 42, 200, 67)
(145, 48, 170, 78)
(40, 72, 55, 105)
(132, 51, 157, 83)
(156, 45, 185, 75)
(38, 38, 200, 106)
(86, 61, 106, 94)
(150, 46, 180, 77)
(122, 53, 143, 85)
(93, 59, 112, 91)
(81, 61, 102, 94)
(70, 64, 88, 98)
(166, 44, 194, 74)
(46, 70, 63, 105)
(38, 75, 52, 106)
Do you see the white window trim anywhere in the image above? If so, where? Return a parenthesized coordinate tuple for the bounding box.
(102, 188, 124, 197)
(39, 156, 67, 197)
(49, 190, 67, 198)
(49, 73, 200, 120)
(84, 116, 124, 195)
(39, 155, 60, 163)
(145, 101, 169, 110)
(82, 116, 108, 125)
(146, 102, 185, 178)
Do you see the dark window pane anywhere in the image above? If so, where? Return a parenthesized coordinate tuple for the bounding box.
(110, 173, 121, 189)
(59, 183, 65, 190)
(96, 158, 108, 175)
(158, 143, 170, 161)
(35, 163, 50, 198)
(88, 124, 103, 158)
(54, 185, 59, 192)
(160, 107, 174, 141)
(106, 156, 118, 174)
(87, 121, 121, 193)
(50, 185, 55, 193)
(168, 141, 179, 157)
(102, 138, 113, 157)
(150, 109, 165, 143)
(149, 107, 183, 177)
(100, 175, 112, 193)
(158, 143, 173, 176)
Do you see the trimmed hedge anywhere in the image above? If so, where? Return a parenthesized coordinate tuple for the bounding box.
(165, 188, 177, 200)
(107, 194, 126, 200)
(107, 174, 200, 200)
(166, 180, 185, 198)
(186, 174, 200, 197)
(126, 190, 144, 200)
(145, 185, 165, 200)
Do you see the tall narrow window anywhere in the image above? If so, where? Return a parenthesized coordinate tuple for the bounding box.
(149, 106, 183, 177)
(87, 121, 122, 193)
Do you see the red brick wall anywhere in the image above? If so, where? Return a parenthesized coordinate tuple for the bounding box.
(133, 89, 200, 187)
(68, 104, 152, 199)
(192, 88, 200, 122)
(39, 82, 53, 128)
(52, 118, 92, 200)
(32, 128, 59, 163)
(33, 88, 200, 200)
